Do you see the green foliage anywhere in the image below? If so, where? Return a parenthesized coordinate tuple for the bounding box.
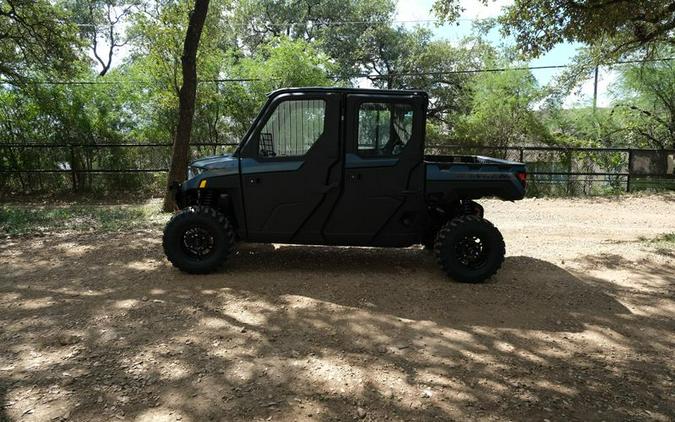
(65, 0, 141, 76)
(0, 1, 343, 195)
(228, 0, 395, 74)
(431, 0, 469, 24)
(434, 1, 675, 112)
(640, 232, 675, 247)
(545, 46, 675, 150)
(0, 200, 168, 236)
(1, 0, 673, 198)
(546, 108, 620, 147)
(0, 0, 82, 82)
(613, 57, 675, 149)
(653, 232, 675, 244)
(196, 37, 335, 143)
(433, 0, 675, 60)
(453, 66, 550, 148)
(238, 37, 333, 95)
(348, 27, 496, 127)
(503, 0, 674, 59)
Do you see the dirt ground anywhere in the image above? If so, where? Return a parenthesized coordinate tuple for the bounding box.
(1, 195, 674, 422)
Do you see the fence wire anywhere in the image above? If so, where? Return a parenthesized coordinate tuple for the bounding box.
(1, 142, 673, 195)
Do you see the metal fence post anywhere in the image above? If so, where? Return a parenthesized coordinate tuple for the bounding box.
(70, 145, 77, 192)
(626, 149, 633, 193)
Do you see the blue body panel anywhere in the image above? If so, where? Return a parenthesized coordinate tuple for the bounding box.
(424, 156, 526, 200)
(240, 158, 303, 174)
(183, 155, 304, 188)
(344, 153, 398, 168)
(183, 153, 526, 201)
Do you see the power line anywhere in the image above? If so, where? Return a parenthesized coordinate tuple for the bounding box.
(229, 18, 484, 26)
(354, 58, 675, 79)
(2, 58, 672, 86)
(72, 17, 481, 29)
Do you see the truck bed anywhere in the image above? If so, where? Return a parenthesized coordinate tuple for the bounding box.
(425, 155, 527, 201)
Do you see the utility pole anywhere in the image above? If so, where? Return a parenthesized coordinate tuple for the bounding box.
(592, 65, 599, 113)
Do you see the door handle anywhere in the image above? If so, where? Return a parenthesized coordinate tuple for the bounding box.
(316, 182, 339, 193)
(348, 173, 361, 182)
(247, 176, 260, 185)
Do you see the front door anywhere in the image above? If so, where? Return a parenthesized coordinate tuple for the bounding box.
(240, 93, 342, 243)
(324, 93, 427, 246)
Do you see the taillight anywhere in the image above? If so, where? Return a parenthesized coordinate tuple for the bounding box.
(516, 171, 527, 188)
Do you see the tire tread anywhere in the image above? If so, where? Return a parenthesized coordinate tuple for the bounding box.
(433, 215, 505, 283)
(162, 206, 235, 274)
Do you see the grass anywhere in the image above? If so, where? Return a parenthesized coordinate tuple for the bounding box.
(638, 232, 675, 250)
(0, 199, 170, 236)
(651, 232, 675, 244)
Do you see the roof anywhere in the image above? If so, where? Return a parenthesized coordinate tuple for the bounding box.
(268, 87, 428, 98)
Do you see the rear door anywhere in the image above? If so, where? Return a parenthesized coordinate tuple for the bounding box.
(239, 92, 342, 243)
(324, 93, 427, 246)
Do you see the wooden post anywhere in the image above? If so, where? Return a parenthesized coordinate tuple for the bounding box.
(626, 149, 633, 192)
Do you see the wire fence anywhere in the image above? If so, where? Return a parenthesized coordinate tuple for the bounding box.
(0, 142, 673, 196)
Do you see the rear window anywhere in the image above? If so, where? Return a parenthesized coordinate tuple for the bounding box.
(357, 102, 413, 157)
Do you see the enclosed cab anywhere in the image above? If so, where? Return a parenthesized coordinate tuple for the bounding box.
(164, 87, 526, 283)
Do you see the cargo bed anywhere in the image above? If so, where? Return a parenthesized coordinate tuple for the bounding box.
(425, 155, 527, 201)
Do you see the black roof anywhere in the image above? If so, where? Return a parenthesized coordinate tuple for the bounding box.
(268, 87, 428, 98)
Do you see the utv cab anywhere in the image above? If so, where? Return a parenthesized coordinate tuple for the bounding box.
(163, 87, 526, 283)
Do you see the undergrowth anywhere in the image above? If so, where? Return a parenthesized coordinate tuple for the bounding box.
(0, 199, 169, 236)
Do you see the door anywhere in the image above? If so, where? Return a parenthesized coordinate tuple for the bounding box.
(324, 94, 427, 246)
(239, 92, 342, 243)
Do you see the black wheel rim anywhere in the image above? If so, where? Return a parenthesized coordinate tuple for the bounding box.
(455, 234, 489, 270)
(181, 226, 215, 259)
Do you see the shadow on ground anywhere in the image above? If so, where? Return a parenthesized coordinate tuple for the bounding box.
(0, 233, 673, 421)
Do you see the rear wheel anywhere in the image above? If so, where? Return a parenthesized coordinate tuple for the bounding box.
(433, 215, 505, 283)
(162, 206, 235, 274)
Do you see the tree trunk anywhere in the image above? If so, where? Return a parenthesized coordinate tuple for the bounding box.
(162, 0, 210, 212)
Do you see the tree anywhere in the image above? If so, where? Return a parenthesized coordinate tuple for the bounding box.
(433, 0, 675, 59)
(125, 0, 231, 142)
(228, 0, 395, 79)
(230, 36, 333, 120)
(68, 0, 140, 76)
(163, 0, 211, 212)
(351, 27, 499, 128)
(613, 56, 675, 149)
(545, 107, 625, 148)
(0, 0, 81, 83)
(453, 67, 550, 149)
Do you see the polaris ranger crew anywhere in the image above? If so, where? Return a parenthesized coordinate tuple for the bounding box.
(163, 88, 527, 283)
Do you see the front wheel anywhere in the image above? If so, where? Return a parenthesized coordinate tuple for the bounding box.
(434, 215, 505, 283)
(162, 206, 235, 274)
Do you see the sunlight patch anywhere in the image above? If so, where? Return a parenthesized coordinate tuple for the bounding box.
(127, 259, 163, 271)
(113, 299, 140, 309)
(199, 317, 234, 329)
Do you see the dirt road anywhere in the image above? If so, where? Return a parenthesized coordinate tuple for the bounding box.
(1, 195, 673, 421)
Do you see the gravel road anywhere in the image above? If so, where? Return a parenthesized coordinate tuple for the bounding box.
(1, 195, 673, 421)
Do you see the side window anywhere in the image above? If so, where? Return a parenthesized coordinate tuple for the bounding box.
(259, 99, 326, 158)
(357, 102, 413, 157)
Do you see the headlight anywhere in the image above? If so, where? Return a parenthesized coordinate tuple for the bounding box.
(187, 166, 205, 179)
